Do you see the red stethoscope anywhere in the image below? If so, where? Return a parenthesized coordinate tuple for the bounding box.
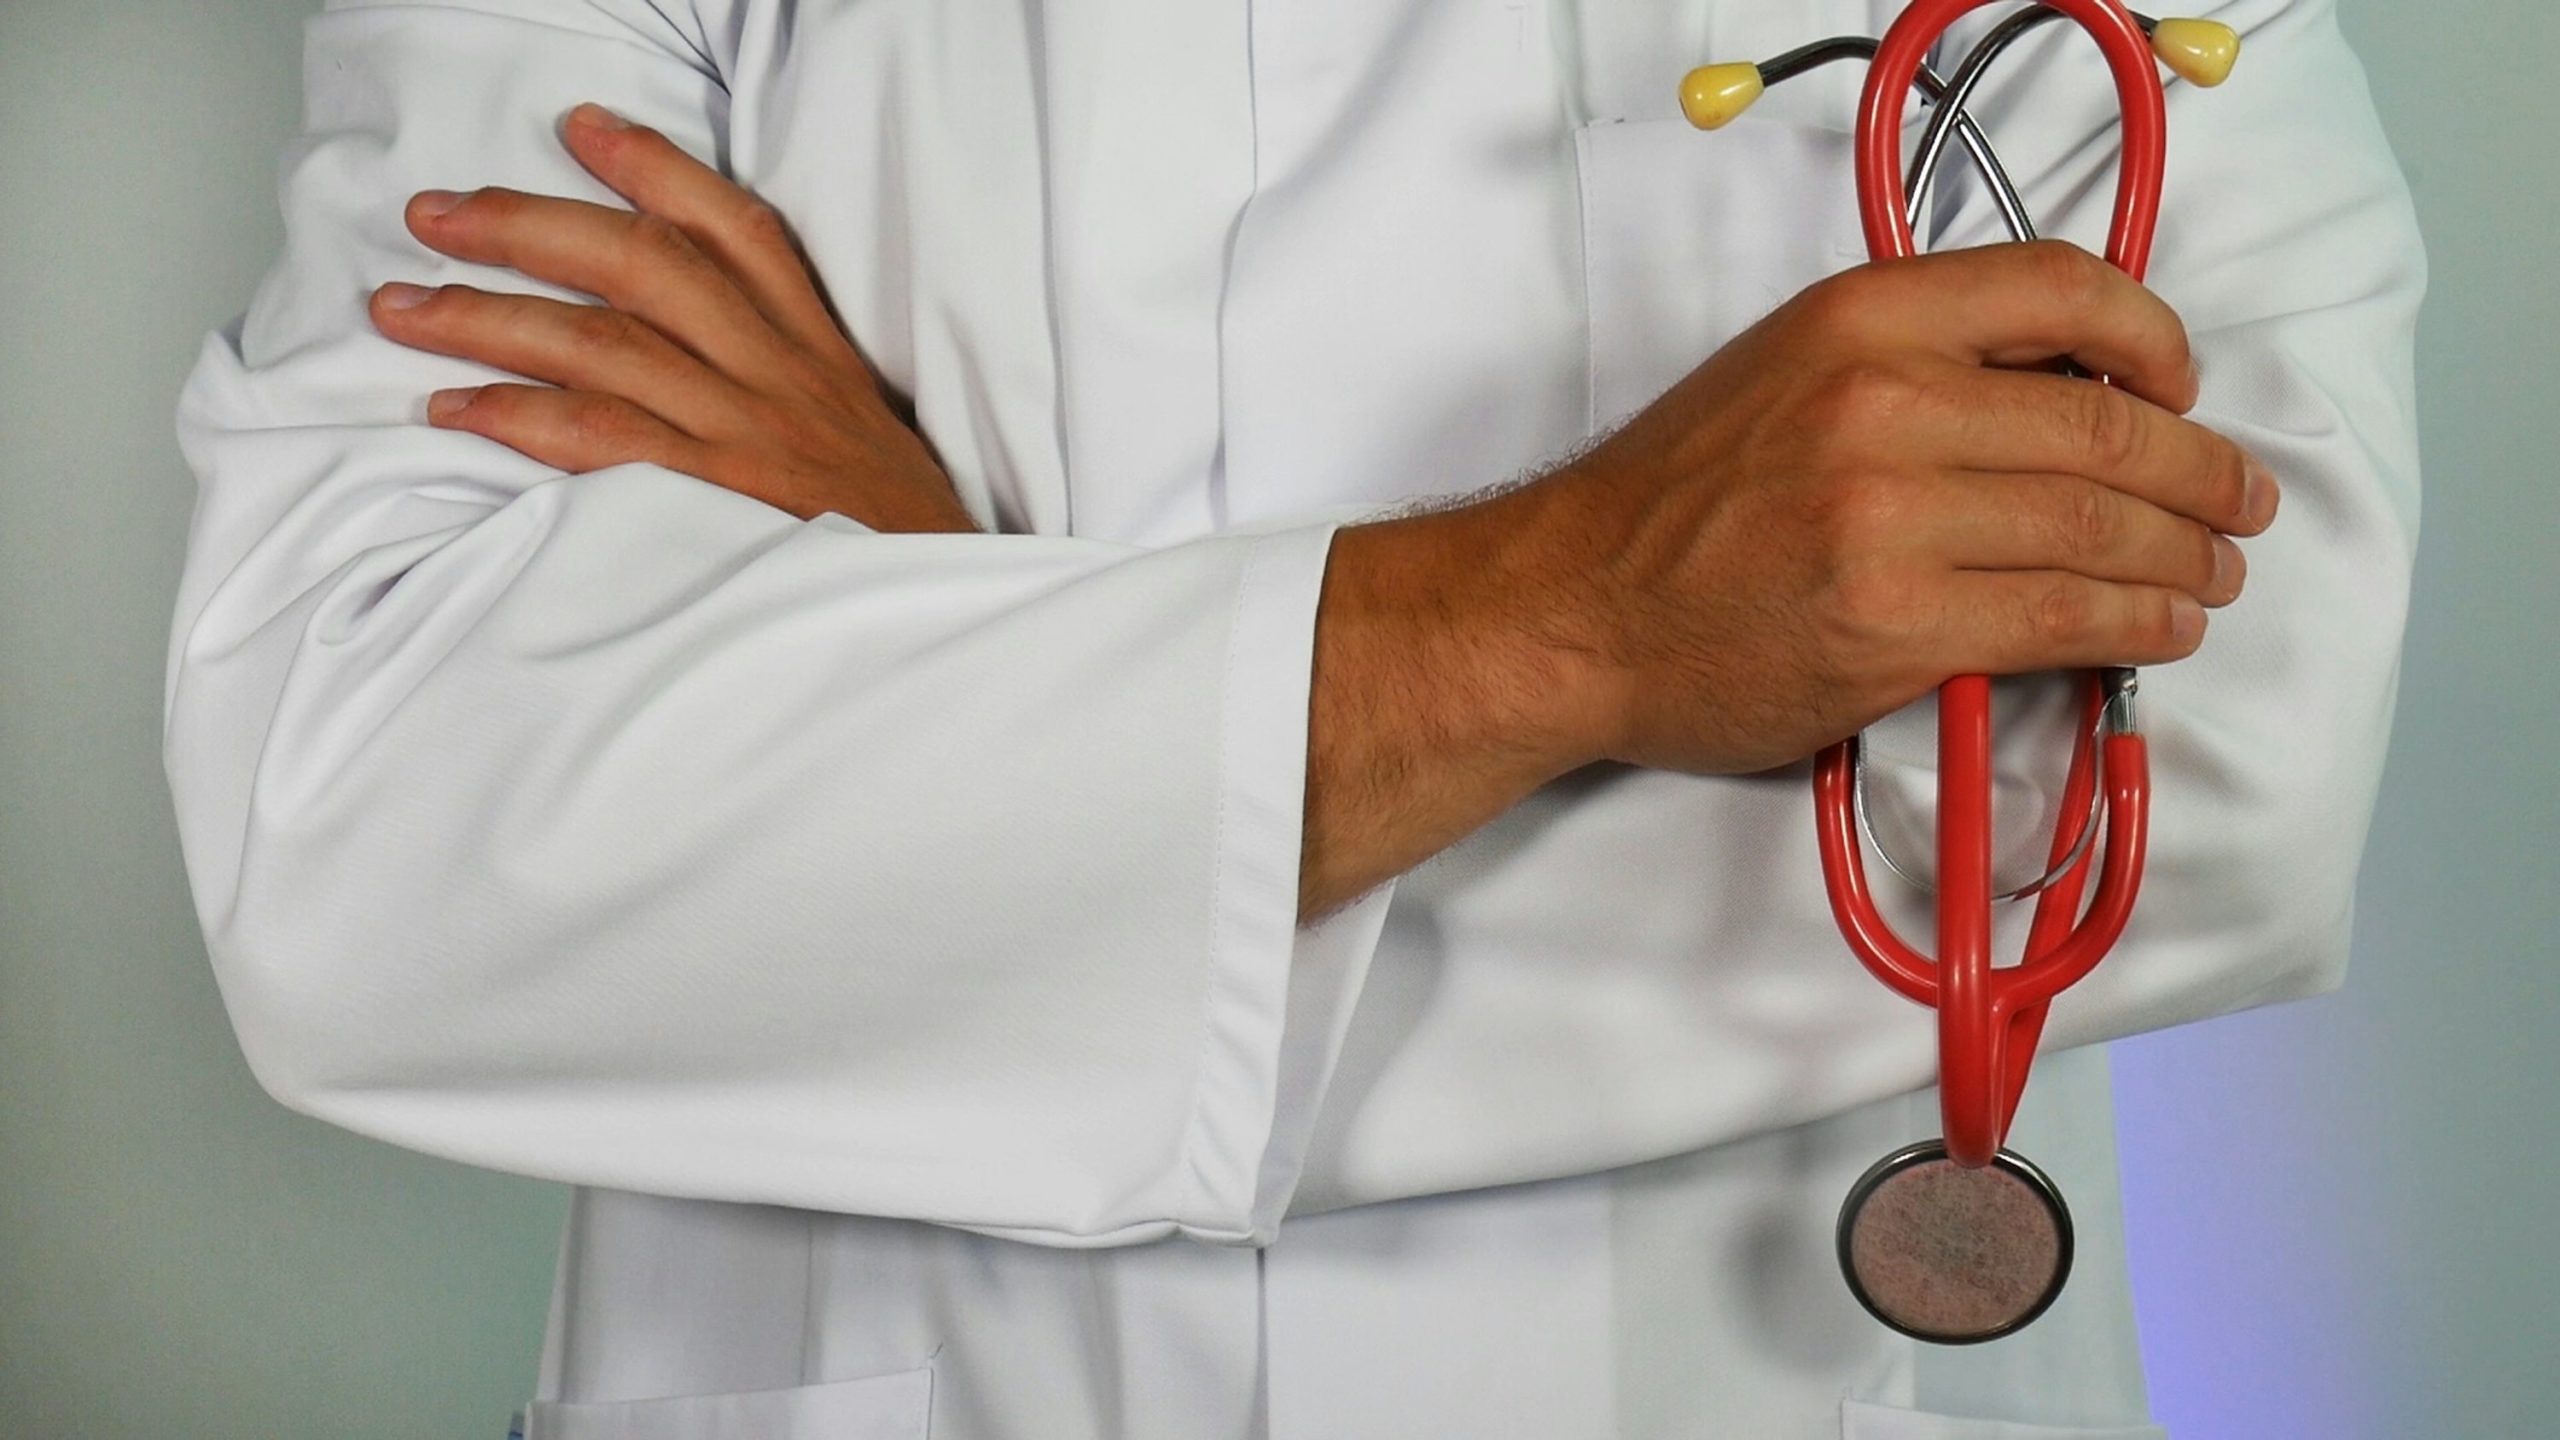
(1683, 1, 2238, 1344)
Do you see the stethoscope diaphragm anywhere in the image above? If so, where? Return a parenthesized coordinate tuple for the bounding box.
(1836, 1139, 2075, 1345)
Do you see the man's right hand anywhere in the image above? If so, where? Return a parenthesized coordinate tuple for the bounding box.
(1487, 237, 2273, 775)
(1302, 239, 2279, 920)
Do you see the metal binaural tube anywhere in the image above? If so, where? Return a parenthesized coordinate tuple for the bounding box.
(1905, 5, 2070, 233)
(1904, 9, 2217, 247)
(1745, 38, 2038, 243)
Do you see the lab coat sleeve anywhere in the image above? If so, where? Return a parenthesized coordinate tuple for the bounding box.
(1919, 0, 2424, 1038)
(162, 0, 1393, 1250)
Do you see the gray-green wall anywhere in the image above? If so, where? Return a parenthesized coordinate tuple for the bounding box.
(0, 2, 2548, 1436)
(0, 5, 562, 1437)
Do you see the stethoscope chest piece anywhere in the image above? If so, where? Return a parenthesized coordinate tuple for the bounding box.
(1836, 1140, 2075, 1345)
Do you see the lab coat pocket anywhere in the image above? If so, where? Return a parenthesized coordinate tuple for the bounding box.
(523, 1362, 933, 1440)
(1841, 1398, 2167, 1440)
(1574, 112, 1870, 433)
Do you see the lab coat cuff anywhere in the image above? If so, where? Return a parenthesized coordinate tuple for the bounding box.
(1165, 517, 1391, 1246)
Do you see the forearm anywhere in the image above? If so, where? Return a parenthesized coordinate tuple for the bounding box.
(1299, 476, 1609, 924)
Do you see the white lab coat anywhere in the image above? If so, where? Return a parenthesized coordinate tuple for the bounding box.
(163, 0, 2422, 1434)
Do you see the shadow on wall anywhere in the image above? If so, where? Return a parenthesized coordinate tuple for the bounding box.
(2116, 3, 2560, 1438)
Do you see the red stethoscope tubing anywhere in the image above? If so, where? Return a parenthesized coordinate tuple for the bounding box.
(1817, 0, 2166, 1169)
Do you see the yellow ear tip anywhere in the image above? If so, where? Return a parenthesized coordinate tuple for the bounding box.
(2151, 18, 2240, 87)
(1679, 63, 1765, 130)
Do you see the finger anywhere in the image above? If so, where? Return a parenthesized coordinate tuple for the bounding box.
(1926, 471, 2245, 607)
(1844, 239, 2198, 412)
(1936, 364, 2276, 537)
(1939, 571, 2207, 676)
(403, 184, 804, 396)
(426, 382, 718, 481)
(557, 103, 869, 375)
(371, 281, 758, 443)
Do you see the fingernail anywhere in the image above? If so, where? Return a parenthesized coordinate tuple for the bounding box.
(376, 281, 435, 310)
(2244, 458, 2281, 529)
(2209, 535, 2245, 605)
(427, 387, 476, 421)
(2171, 593, 2206, 647)
(414, 188, 465, 218)
(569, 101, 631, 131)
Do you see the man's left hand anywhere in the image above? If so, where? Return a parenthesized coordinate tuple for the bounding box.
(367, 100, 976, 534)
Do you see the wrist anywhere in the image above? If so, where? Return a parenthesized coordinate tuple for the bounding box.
(1298, 474, 1624, 921)
(1458, 469, 1631, 773)
(1332, 474, 1622, 787)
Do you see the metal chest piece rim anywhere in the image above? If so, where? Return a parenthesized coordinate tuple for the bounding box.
(1836, 1139, 2077, 1346)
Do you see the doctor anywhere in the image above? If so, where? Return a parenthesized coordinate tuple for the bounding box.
(164, 0, 2422, 1437)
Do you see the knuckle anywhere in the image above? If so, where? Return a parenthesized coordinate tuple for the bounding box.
(2071, 383, 2140, 473)
(733, 392, 804, 449)
(733, 197, 796, 253)
(2027, 238, 2104, 313)
(1795, 265, 1884, 334)
(566, 395, 639, 452)
(2049, 483, 2118, 560)
(626, 211, 708, 276)
(2031, 580, 2094, 642)
(627, 209, 684, 253)
(1823, 558, 1924, 651)
(763, 342, 840, 404)
(564, 302, 638, 352)
(1813, 359, 1920, 437)
(790, 357, 862, 416)
(1811, 469, 1905, 554)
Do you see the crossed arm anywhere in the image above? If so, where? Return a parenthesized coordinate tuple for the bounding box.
(166, 0, 2411, 1243)
(371, 101, 2271, 927)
